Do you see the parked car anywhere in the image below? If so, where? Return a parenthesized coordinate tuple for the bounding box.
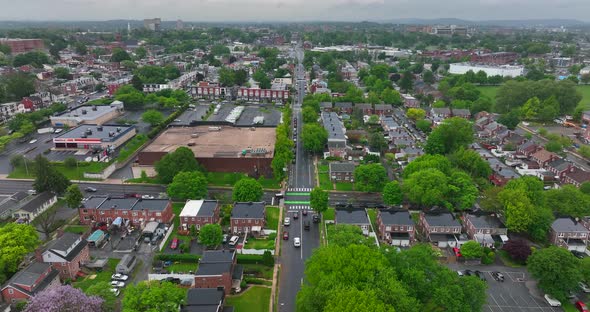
(293, 237, 301, 247)
(491, 272, 504, 282)
(110, 288, 120, 297)
(283, 231, 289, 240)
(572, 250, 586, 259)
(457, 270, 464, 276)
(170, 237, 179, 250)
(85, 187, 98, 192)
(304, 221, 310, 231)
(544, 294, 561, 307)
(111, 273, 129, 281)
(222, 234, 228, 244)
(293, 211, 299, 219)
(110, 281, 125, 288)
(464, 270, 473, 276)
(576, 301, 589, 312)
(228, 235, 239, 246)
(28, 139, 37, 144)
(313, 214, 320, 223)
(579, 282, 590, 293)
(474, 270, 486, 281)
(302, 209, 308, 216)
(284, 217, 291, 226)
(452, 247, 461, 257)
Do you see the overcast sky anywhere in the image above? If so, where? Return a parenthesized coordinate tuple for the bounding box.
(0, 0, 588, 22)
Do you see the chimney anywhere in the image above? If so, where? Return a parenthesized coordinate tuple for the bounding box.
(34, 247, 43, 262)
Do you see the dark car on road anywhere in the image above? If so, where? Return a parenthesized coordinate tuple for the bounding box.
(304, 221, 310, 231)
(293, 211, 299, 219)
(491, 271, 504, 282)
(474, 270, 486, 281)
(313, 214, 320, 223)
(283, 231, 289, 240)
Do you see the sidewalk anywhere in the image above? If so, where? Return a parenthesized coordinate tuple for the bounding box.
(269, 190, 285, 312)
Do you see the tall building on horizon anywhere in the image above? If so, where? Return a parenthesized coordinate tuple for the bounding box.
(144, 18, 161, 31)
(176, 19, 184, 30)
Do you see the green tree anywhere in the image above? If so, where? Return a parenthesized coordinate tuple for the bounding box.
(528, 246, 581, 300)
(324, 288, 389, 312)
(301, 123, 328, 153)
(402, 154, 452, 178)
(232, 178, 263, 202)
(0, 223, 39, 283)
(199, 224, 223, 248)
(380, 88, 402, 106)
(302, 106, 318, 124)
(310, 187, 328, 214)
(253, 70, 271, 89)
(403, 168, 449, 207)
(111, 48, 131, 62)
(415, 119, 432, 133)
(218, 67, 235, 87)
(581, 182, 590, 195)
(122, 281, 186, 312)
(85, 281, 117, 312)
(425, 117, 474, 155)
(115, 85, 145, 110)
(382, 181, 403, 206)
(448, 147, 492, 180)
(73, 42, 88, 55)
(167, 171, 208, 200)
(154, 147, 201, 184)
(32, 155, 71, 195)
(53, 67, 70, 79)
(368, 132, 388, 152)
(3, 72, 36, 101)
(353, 164, 388, 192)
(120, 60, 137, 70)
(64, 184, 83, 208)
(141, 109, 164, 126)
(399, 71, 414, 93)
(460, 241, 483, 259)
(262, 250, 274, 266)
(63, 156, 77, 169)
(422, 70, 435, 84)
(134, 47, 147, 59)
(448, 170, 478, 210)
(406, 108, 426, 120)
(546, 185, 590, 217)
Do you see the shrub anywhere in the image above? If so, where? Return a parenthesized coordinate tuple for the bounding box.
(155, 254, 200, 262)
(481, 251, 495, 265)
(237, 254, 266, 265)
(262, 250, 274, 266)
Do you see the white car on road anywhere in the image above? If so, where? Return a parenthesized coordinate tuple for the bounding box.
(284, 217, 291, 226)
(544, 294, 561, 307)
(293, 237, 301, 247)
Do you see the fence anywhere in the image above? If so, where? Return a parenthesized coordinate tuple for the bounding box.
(237, 248, 275, 255)
(83, 162, 117, 179)
(158, 223, 175, 251)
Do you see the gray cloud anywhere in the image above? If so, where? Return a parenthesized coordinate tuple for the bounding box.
(0, 0, 587, 21)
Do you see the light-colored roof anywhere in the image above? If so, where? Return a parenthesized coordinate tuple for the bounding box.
(180, 200, 205, 217)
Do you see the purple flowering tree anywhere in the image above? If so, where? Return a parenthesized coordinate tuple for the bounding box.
(24, 285, 103, 312)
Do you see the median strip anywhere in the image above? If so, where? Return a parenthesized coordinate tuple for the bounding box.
(284, 200, 311, 205)
(286, 192, 310, 196)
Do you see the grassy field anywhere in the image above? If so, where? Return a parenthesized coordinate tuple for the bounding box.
(64, 225, 90, 235)
(9, 162, 108, 180)
(318, 164, 329, 173)
(226, 286, 271, 312)
(73, 258, 119, 291)
(242, 264, 273, 279)
(577, 85, 590, 104)
(257, 177, 281, 189)
(244, 237, 275, 250)
(335, 182, 353, 191)
(366, 209, 377, 232)
(172, 203, 184, 228)
(266, 206, 279, 230)
(206, 172, 280, 189)
(477, 85, 590, 106)
(323, 208, 335, 221)
(497, 250, 524, 268)
(166, 262, 198, 273)
(116, 134, 148, 163)
(318, 173, 332, 190)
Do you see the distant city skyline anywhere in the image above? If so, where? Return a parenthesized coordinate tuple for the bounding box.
(0, 0, 589, 23)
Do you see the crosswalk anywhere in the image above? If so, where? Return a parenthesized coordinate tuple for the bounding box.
(288, 188, 312, 192)
(287, 205, 310, 211)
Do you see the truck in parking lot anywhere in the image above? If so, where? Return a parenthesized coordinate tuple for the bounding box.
(37, 127, 54, 134)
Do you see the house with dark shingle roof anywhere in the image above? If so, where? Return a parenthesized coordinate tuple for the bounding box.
(451, 108, 471, 119)
(374, 104, 393, 116)
(563, 166, 590, 187)
(335, 209, 370, 234)
(430, 107, 451, 118)
(462, 213, 508, 247)
(334, 102, 353, 114)
(181, 288, 227, 312)
(517, 141, 540, 157)
(546, 158, 573, 179)
(377, 210, 415, 246)
(230, 202, 265, 235)
(179, 199, 221, 231)
(37, 232, 90, 280)
(418, 211, 462, 248)
(530, 148, 559, 168)
(550, 218, 589, 252)
(11, 192, 57, 223)
(320, 102, 333, 112)
(329, 162, 356, 182)
(194, 250, 242, 296)
(355, 103, 373, 115)
(1, 262, 60, 304)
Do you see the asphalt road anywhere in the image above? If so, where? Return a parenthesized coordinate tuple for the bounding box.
(278, 44, 320, 312)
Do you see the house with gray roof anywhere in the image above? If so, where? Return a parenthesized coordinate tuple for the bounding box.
(320, 102, 333, 112)
(463, 213, 508, 247)
(321, 112, 348, 157)
(329, 162, 356, 182)
(230, 202, 265, 235)
(0, 191, 34, 220)
(194, 250, 242, 296)
(550, 218, 589, 252)
(335, 209, 370, 234)
(418, 211, 462, 248)
(38, 232, 90, 280)
(1, 262, 60, 303)
(12, 192, 57, 223)
(355, 103, 373, 115)
(377, 210, 415, 246)
(547, 158, 573, 179)
(374, 104, 393, 115)
(334, 102, 353, 114)
(181, 288, 227, 312)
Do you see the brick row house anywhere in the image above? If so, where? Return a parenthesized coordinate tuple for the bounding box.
(550, 218, 590, 252)
(37, 232, 90, 280)
(179, 199, 221, 231)
(335, 209, 371, 235)
(230, 202, 266, 235)
(462, 213, 508, 247)
(377, 210, 416, 246)
(328, 162, 355, 182)
(194, 250, 243, 296)
(1, 262, 60, 304)
(418, 211, 463, 248)
(78, 196, 174, 227)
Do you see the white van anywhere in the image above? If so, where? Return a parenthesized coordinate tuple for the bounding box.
(228, 236, 240, 246)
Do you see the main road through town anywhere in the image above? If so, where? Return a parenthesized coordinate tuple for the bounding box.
(277, 44, 320, 312)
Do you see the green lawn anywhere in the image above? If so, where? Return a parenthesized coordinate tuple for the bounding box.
(64, 225, 90, 235)
(226, 286, 271, 312)
(335, 182, 354, 191)
(258, 177, 281, 190)
(9, 162, 109, 180)
(318, 173, 332, 190)
(323, 208, 335, 221)
(563, 302, 577, 312)
(266, 206, 279, 230)
(242, 264, 273, 279)
(73, 258, 119, 291)
(366, 209, 377, 232)
(244, 237, 275, 250)
(126, 176, 160, 184)
(318, 164, 329, 173)
(476, 86, 500, 103)
(172, 203, 184, 228)
(207, 172, 247, 186)
(166, 262, 198, 273)
(116, 134, 148, 163)
(577, 85, 590, 104)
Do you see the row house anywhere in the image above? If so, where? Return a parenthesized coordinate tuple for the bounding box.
(334, 102, 353, 114)
(181, 288, 226, 312)
(375, 104, 393, 116)
(0, 102, 26, 122)
(550, 218, 589, 252)
(78, 196, 174, 227)
(236, 88, 289, 102)
(322, 112, 348, 158)
(516, 141, 541, 157)
(381, 116, 400, 132)
(377, 210, 416, 246)
(62, 77, 97, 95)
(546, 158, 573, 179)
(530, 149, 560, 168)
(355, 103, 373, 115)
(328, 162, 356, 182)
(430, 107, 452, 119)
(335, 209, 371, 235)
(388, 128, 413, 145)
(1, 262, 60, 304)
(179, 200, 221, 231)
(452, 108, 471, 119)
(402, 94, 419, 108)
(462, 213, 508, 247)
(194, 250, 242, 296)
(418, 211, 462, 248)
(563, 167, 590, 187)
(320, 102, 333, 112)
(501, 132, 525, 147)
(37, 232, 90, 280)
(230, 202, 265, 235)
(21, 96, 42, 111)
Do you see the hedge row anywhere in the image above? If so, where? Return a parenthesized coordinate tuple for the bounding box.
(155, 253, 200, 262)
(147, 106, 188, 139)
(236, 254, 268, 265)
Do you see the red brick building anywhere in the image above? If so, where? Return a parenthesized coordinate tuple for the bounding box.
(230, 202, 266, 235)
(179, 200, 220, 231)
(78, 196, 174, 227)
(1, 262, 60, 304)
(37, 232, 90, 280)
(0, 39, 44, 54)
(194, 250, 242, 296)
(377, 210, 415, 246)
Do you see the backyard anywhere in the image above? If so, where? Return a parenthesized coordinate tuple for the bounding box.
(73, 258, 119, 291)
(226, 286, 271, 312)
(63, 225, 90, 235)
(366, 209, 377, 232)
(166, 261, 198, 274)
(335, 182, 354, 191)
(266, 206, 279, 230)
